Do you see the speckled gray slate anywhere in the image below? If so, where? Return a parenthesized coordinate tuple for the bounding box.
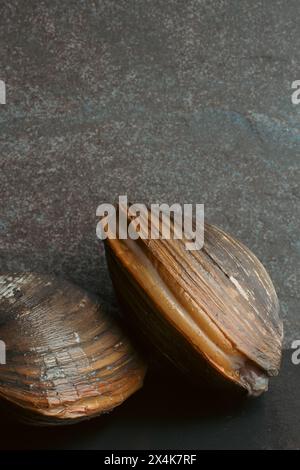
(0, 0, 299, 346)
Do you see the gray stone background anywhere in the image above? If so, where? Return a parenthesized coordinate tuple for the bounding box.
(0, 0, 299, 346)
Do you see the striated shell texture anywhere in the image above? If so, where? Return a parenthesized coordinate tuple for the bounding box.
(0, 273, 146, 425)
(103, 205, 283, 397)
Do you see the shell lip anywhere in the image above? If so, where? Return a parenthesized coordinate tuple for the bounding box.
(104, 209, 283, 396)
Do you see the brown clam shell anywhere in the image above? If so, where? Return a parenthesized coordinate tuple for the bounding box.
(0, 273, 146, 425)
(103, 206, 283, 396)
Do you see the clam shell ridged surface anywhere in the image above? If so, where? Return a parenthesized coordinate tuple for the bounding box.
(0, 273, 146, 425)
(104, 207, 283, 397)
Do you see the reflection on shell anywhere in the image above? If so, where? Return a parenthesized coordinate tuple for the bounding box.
(103, 205, 283, 396)
(0, 273, 146, 425)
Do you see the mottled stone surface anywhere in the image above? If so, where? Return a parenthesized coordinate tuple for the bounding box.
(0, 0, 299, 346)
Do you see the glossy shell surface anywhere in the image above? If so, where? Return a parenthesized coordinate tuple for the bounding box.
(0, 273, 146, 425)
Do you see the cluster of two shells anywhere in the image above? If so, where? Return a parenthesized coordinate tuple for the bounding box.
(0, 206, 283, 424)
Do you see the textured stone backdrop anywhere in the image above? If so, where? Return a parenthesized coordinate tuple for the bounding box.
(0, 0, 299, 346)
